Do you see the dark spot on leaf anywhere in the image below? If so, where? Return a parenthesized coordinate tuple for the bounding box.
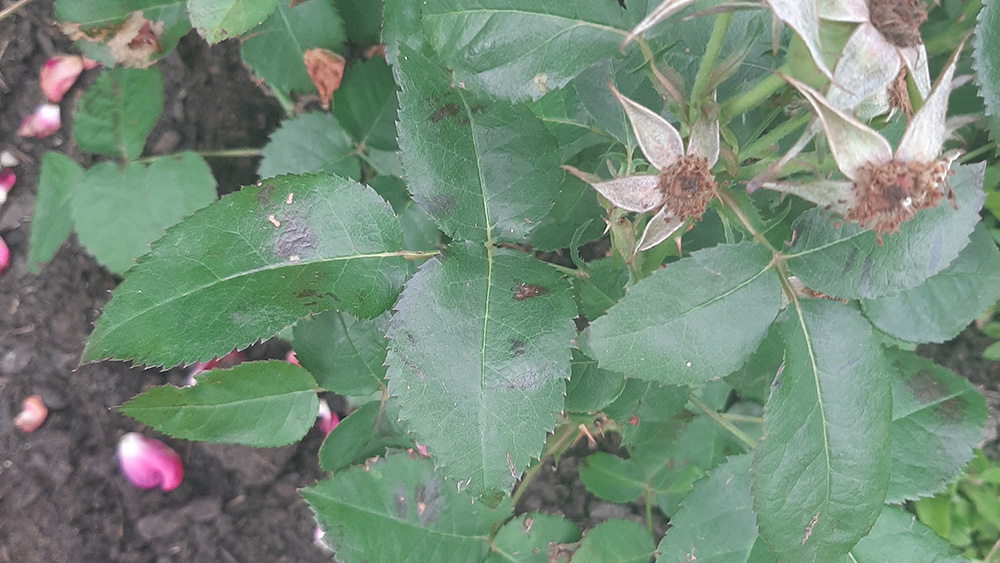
(906, 369, 948, 402)
(458, 116, 468, 126)
(936, 396, 967, 423)
(272, 215, 316, 258)
(394, 484, 407, 519)
(394, 349, 425, 381)
(424, 194, 455, 217)
(514, 282, 548, 301)
(256, 182, 276, 205)
(487, 370, 543, 390)
(617, 0, 627, 8)
(469, 104, 485, 114)
(406, 332, 416, 347)
(511, 340, 525, 358)
(429, 103, 460, 123)
(842, 248, 857, 273)
(416, 478, 441, 526)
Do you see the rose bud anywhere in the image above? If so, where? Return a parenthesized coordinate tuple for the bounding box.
(117, 432, 183, 491)
(17, 104, 61, 138)
(316, 399, 339, 436)
(303, 48, 345, 109)
(0, 235, 9, 276)
(14, 395, 47, 433)
(285, 350, 300, 366)
(0, 167, 14, 206)
(39, 55, 85, 103)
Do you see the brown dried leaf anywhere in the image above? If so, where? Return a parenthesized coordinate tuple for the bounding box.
(303, 48, 345, 109)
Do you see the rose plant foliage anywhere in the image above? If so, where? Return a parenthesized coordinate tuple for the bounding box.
(37, 0, 1000, 560)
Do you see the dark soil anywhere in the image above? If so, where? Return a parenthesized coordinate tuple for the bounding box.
(1, 1, 998, 562)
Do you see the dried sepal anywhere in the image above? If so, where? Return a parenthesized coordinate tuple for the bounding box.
(816, 0, 868, 22)
(591, 174, 664, 213)
(611, 85, 684, 170)
(826, 23, 901, 111)
(757, 179, 853, 213)
(784, 75, 893, 179)
(768, 0, 834, 79)
(621, 0, 700, 51)
(895, 41, 964, 164)
(637, 209, 685, 252)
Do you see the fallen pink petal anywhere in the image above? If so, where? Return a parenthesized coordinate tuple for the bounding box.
(39, 54, 85, 103)
(17, 104, 61, 138)
(188, 349, 246, 378)
(285, 350, 300, 366)
(14, 395, 47, 433)
(117, 432, 183, 491)
(0, 167, 14, 205)
(316, 399, 338, 436)
(0, 235, 9, 276)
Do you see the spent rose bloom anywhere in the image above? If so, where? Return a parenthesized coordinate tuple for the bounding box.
(566, 86, 719, 253)
(117, 432, 184, 491)
(760, 44, 963, 237)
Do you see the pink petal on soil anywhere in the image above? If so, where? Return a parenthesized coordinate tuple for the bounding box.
(14, 395, 47, 433)
(316, 399, 339, 436)
(39, 55, 85, 103)
(0, 167, 14, 205)
(285, 350, 300, 366)
(81, 56, 100, 70)
(117, 432, 183, 492)
(17, 104, 61, 138)
(0, 235, 9, 276)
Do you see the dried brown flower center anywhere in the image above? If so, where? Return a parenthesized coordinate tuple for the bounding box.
(657, 155, 715, 220)
(887, 66, 913, 117)
(846, 158, 949, 234)
(868, 0, 928, 48)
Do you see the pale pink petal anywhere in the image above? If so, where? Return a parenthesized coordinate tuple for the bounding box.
(0, 235, 9, 276)
(81, 56, 100, 70)
(621, 0, 701, 50)
(610, 86, 684, 170)
(768, 0, 834, 79)
(39, 55, 85, 103)
(17, 104, 61, 138)
(896, 42, 963, 164)
(316, 399, 339, 436)
(784, 75, 892, 179)
(826, 23, 900, 112)
(117, 433, 184, 492)
(591, 174, 663, 213)
(285, 350, 300, 366)
(817, 0, 868, 22)
(14, 395, 47, 433)
(757, 179, 854, 213)
(188, 349, 246, 378)
(636, 208, 685, 252)
(0, 167, 15, 205)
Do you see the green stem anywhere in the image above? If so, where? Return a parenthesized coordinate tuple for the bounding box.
(721, 72, 786, 121)
(689, 12, 733, 122)
(738, 113, 811, 163)
(271, 87, 296, 116)
(714, 183, 776, 254)
(543, 260, 588, 279)
(959, 142, 996, 164)
(134, 148, 262, 163)
(395, 249, 439, 260)
(688, 392, 757, 449)
(720, 412, 763, 424)
(510, 422, 579, 507)
(0, 0, 34, 23)
(644, 488, 655, 538)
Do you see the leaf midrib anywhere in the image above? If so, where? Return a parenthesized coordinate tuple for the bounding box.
(424, 9, 628, 37)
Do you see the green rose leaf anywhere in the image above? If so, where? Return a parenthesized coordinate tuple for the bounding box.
(119, 360, 318, 446)
(71, 153, 217, 274)
(973, 0, 1000, 152)
(240, 1, 346, 95)
(333, 57, 399, 151)
(840, 505, 966, 563)
(862, 225, 1000, 343)
(318, 400, 412, 472)
(73, 67, 164, 160)
(293, 311, 388, 396)
(578, 452, 645, 504)
(83, 173, 406, 368)
(656, 455, 762, 563)
(571, 519, 654, 563)
(386, 242, 576, 503)
(187, 0, 280, 44)
(258, 112, 360, 180)
(788, 163, 986, 300)
(395, 45, 562, 244)
(28, 152, 83, 273)
(752, 300, 892, 563)
(887, 349, 987, 503)
(565, 350, 626, 414)
(584, 242, 782, 384)
(486, 512, 581, 563)
(422, 0, 649, 102)
(302, 455, 511, 563)
(53, 0, 190, 64)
